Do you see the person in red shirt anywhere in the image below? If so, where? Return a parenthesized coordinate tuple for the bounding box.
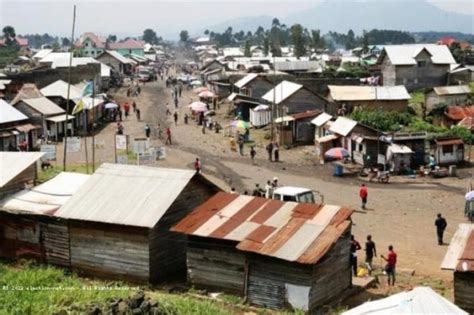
(165, 128, 172, 145)
(359, 183, 368, 209)
(381, 245, 397, 286)
(194, 158, 201, 174)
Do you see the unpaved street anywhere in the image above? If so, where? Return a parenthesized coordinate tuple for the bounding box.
(55, 78, 470, 282)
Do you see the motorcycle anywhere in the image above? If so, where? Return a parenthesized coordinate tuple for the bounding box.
(369, 170, 390, 183)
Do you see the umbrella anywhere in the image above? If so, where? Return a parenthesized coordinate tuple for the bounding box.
(204, 110, 216, 116)
(188, 101, 208, 112)
(190, 80, 202, 86)
(105, 102, 119, 109)
(230, 120, 250, 129)
(193, 87, 208, 94)
(198, 90, 215, 98)
(324, 147, 350, 160)
(465, 191, 474, 201)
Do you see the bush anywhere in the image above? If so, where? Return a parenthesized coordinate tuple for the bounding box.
(350, 107, 413, 131)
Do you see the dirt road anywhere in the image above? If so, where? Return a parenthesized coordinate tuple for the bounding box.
(56, 78, 470, 281)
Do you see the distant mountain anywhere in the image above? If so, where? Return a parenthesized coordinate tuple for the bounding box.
(201, 0, 473, 36)
(285, 0, 473, 34)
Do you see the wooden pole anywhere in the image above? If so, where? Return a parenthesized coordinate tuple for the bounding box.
(62, 5, 76, 171)
(92, 79, 96, 172)
(84, 136, 89, 173)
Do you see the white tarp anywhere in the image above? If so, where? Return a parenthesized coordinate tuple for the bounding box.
(285, 284, 310, 311)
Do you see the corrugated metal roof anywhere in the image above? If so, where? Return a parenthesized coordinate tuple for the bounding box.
(32, 49, 53, 59)
(0, 152, 44, 187)
(435, 138, 464, 146)
(1, 99, 28, 124)
(311, 112, 333, 127)
(457, 230, 474, 272)
(172, 192, 353, 264)
(46, 114, 75, 123)
(0, 172, 90, 215)
(342, 287, 468, 315)
(40, 80, 82, 101)
(388, 144, 413, 154)
(433, 85, 471, 96)
(20, 97, 65, 116)
(262, 81, 303, 105)
(292, 109, 321, 120)
(329, 117, 358, 137)
(234, 73, 258, 89)
(100, 50, 134, 65)
(383, 44, 456, 65)
(11, 84, 44, 105)
(55, 163, 197, 228)
(274, 61, 322, 72)
(445, 105, 474, 121)
(441, 224, 473, 271)
(328, 85, 410, 101)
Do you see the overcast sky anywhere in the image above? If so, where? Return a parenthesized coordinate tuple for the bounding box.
(0, 0, 472, 39)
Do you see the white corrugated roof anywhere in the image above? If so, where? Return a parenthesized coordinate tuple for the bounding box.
(262, 80, 303, 105)
(0, 99, 28, 124)
(0, 152, 44, 187)
(383, 44, 456, 65)
(329, 117, 357, 137)
(311, 112, 333, 127)
(342, 287, 467, 315)
(328, 85, 410, 101)
(40, 80, 82, 100)
(39, 52, 71, 64)
(55, 163, 197, 228)
(234, 73, 258, 89)
(101, 50, 134, 64)
(388, 144, 413, 154)
(441, 224, 473, 270)
(32, 49, 53, 59)
(20, 97, 65, 116)
(433, 85, 471, 96)
(0, 172, 90, 215)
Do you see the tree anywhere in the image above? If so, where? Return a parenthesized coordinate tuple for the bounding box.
(362, 30, 369, 54)
(51, 41, 61, 52)
(2, 25, 16, 46)
(345, 29, 356, 50)
(244, 39, 252, 57)
(61, 37, 71, 47)
(310, 29, 321, 51)
(204, 29, 210, 35)
(107, 34, 117, 43)
(263, 35, 270, 57)
(143, 28, 159, 44)
(179, 30, 189, 43)
(290, 24, 306, 58)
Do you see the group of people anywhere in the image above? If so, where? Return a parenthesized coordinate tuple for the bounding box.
(266, 141, 280, 162)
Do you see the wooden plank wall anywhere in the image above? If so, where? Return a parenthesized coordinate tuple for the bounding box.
(246, 255, 313, 310)
(0, 214, 42, 260)
(149, 177, 218, 283)
(454, 272, 474, 314)
(309, 228, 352, 311)
(187, 237, 246, 295)
(69, 223, 150, 283)
(41, 221, 70, 267)
(0, 164, 37, 199)
(282, 88, 327, 115)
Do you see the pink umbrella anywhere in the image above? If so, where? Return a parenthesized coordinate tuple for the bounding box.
(198, 90, 215, 98)
(188, 101, 208, 112)
(324, 147, 350, 161)
(193, 87, 208, 94)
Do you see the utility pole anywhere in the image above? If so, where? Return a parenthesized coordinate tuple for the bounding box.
(270, 55, 276, 141)
(92, 79, 96, 172)
(62, 5, 76, 171)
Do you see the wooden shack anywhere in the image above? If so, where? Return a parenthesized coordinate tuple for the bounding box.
(172, 192, 353, 312)
(233, 74, 273, 99)
(0, 152, 43, 198)
(55, 163, 219, 283)
(0, 172, 89, 266)
(441, 224, 474, 314)
(262, 80, 328, 115)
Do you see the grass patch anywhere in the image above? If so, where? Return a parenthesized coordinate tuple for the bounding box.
(0, 260, 133, 314)
(38, 164, 96, 183)
(470, 82, 474, 93)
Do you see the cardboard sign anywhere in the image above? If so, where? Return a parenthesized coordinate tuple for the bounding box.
(133, 138, 149, 154)
(65, 137, 81, 153)
(115, 135, 127, 150)
(137, 152, 155, 165)
(40, 144, 56, 161)
(117, 155, 128, 165)
(154, 147, 166, 160)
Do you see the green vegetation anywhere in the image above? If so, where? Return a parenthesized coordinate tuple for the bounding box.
(0, 260, 132, 314)
(38, 163, 96, 183)
(469, 82, 474, 93)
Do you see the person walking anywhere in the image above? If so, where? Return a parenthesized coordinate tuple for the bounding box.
(265, 180, 273, 198)
(165, 127, 172, 145)
(359, 184, 368, 209)
(194, 158, 201, 174)
(365, 235, 377, 275)
(250, 146, 256, 164)
(166, 104, 172, 116)
(252, 184, 264, 197)
(136, 108, 141, 121)
(157, 124, 163, 140)
(174, 112, 178, 126)
(174, 97, 179, 109)
(238, 136, 244, 156)
(271, 177, 279, 188)
(381, 245, 397, 286)
(435, 213, 447, 245)
(178, 85, 182, 98)
(273, 142, 280, 162)
(144, 124, 151, 138)
(184, 113, 189, 124)
(124, 102, 130, 119)
(132, 101, 137, 113)
(350, 235, 362, 277)
(116, 122, 124, 135)
(266, 142, 273, 162)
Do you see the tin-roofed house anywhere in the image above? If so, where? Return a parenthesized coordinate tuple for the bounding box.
(441, 224, 474, 314)
(425, 85, 471, 114)
(172, 192, 354, 312)
(233, 74, 273, 99)
(326, 85, 411, 114)
(0, 172, 89, 266)
(55, 163, 219, 283)
(0, 152, 44, 198)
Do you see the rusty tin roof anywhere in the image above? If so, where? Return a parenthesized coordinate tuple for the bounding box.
(441, 224, 474, 272)
(172, 192, 353, 264)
